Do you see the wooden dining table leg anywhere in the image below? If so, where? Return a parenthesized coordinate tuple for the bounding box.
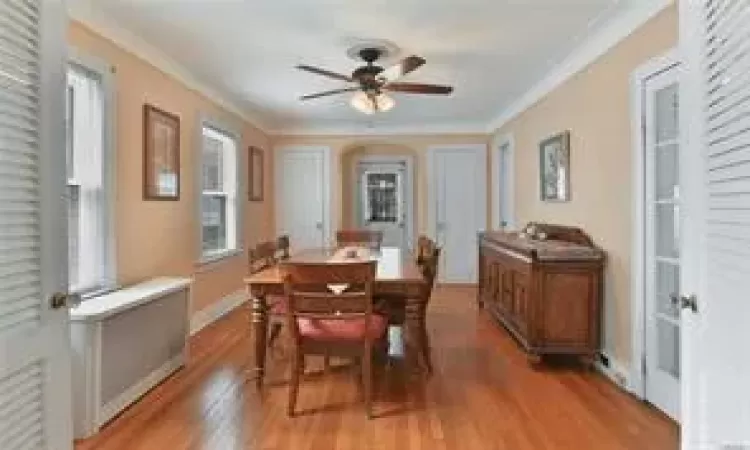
(404, 287, 428, 375)
(250, 290, 269, 388)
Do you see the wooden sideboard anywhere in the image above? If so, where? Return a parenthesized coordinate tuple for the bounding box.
(477, 223, 605, 367)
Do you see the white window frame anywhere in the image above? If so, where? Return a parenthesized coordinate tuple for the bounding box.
(67, 48, 117, 298)
(197, 116, 243, 264)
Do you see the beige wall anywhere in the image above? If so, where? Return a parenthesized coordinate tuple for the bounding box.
(493, 6, 678, 365)
(69, 22, 275, 314)
(272, 135, 490, 243)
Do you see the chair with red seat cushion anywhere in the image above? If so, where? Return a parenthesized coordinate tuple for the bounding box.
(281, 260, 385, 418)
(249, 240, 287, 348)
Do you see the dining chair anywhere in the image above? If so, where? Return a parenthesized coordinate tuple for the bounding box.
(249, 241, 287, 349)
(374, 236, 440, 372)
(336, 229, 383, 250)
(281, 260, 387, 418)
(411, 244, 441, 373)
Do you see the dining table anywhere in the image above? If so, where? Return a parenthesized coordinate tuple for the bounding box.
(244, 246, 427, 386)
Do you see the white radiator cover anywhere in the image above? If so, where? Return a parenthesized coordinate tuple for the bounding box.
(69, 278, 192, 439)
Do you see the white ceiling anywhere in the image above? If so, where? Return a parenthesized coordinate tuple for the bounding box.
(70, 0, 642, 134)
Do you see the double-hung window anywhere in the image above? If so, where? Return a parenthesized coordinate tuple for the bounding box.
(200, 124, 240, 260)
(66, 58, 115, 295)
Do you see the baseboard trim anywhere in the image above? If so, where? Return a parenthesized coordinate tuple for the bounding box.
(97, 352, 186, 433)
(594, 352, 630, 391)
(190, 290, 248, 336)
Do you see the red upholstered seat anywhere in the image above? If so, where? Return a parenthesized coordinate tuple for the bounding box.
(267, 295, 288, 315)
(297, 315, 388, 342)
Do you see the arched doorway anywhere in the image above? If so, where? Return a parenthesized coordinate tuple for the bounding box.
(340, 142, 417, 249)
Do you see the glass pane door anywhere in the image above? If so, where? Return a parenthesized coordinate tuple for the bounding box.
(645, 68, 681, 421)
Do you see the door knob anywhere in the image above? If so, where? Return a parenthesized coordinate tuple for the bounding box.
(670, 293, 698, 313)
(50, 292, 81, 310)
(315, 222, 323, 230)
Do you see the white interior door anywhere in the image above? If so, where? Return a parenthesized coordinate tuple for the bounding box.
(643, 63, 681, 421)
(275, 147, 329, 250)
(0, 0, 74, 448)
(429, 146, 487, 283)
(356, 161, 407, 248)
(680, 0, 750, 447)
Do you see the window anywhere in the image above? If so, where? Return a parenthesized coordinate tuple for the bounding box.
(200, 124, 240, 260)
(66, 60, 115, 295)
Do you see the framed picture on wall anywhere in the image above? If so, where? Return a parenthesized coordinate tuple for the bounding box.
(539, 131, 571, 202)
(143, 104, 180, 200)
(248, 146, 264, 201)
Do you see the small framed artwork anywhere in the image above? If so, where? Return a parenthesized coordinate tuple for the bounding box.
(539, 131, 571, 202)
(248, 146, 264, 201)
(143, 104, 180, 200)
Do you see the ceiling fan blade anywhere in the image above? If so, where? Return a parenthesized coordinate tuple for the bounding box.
(385, 82, 453, 95)
(300, 87, 359, 101)
(296, 64, 353, 82)
(379, 55, 426, 82)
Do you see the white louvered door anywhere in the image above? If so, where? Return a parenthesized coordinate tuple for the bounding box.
(0, 0, 72, 449)
(681, 0, 750, 448)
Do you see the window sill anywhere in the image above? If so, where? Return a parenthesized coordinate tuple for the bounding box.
(197, 248, 244, 271)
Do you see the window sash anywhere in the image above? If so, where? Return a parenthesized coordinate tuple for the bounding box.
(66, 61, 115, 295)
(200, 124, 239, 258)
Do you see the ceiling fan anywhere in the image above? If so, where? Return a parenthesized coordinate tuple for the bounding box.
(296, 47, 453, 114)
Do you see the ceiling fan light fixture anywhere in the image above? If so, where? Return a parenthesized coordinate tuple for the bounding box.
(350, 91, 395, 115)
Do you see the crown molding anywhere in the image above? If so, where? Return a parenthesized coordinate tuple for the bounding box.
(485, 0, 673, 134)
(270, 121, 489, 137)
(67, 0, 274, 132)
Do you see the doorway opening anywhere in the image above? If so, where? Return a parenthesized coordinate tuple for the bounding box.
(340, 145, 416, 250)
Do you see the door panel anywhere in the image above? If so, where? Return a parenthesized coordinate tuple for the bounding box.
(0, 0, 73, 448)
(431, 147, 487, 283)
(681, 0, 750, 446)
(644, 63, 681, 421)
(356, 161, 408, 248)
(276, 148, 328, 250)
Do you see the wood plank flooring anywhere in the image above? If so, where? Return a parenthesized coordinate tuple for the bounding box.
(75, 286, 678, 450)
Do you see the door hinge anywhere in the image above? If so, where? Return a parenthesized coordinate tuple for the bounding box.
(641, 354, 647, 376)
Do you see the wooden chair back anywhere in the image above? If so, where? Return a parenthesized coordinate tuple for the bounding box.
(421, 246, 441, 300)
(416, 235, 435, 264)
(336, 229, 383, 249)
(281, 261, 377, 323)
(276, 234, 290, 260)
(249, 241, 277, 274)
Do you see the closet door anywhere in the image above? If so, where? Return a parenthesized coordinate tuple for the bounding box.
(0, 0, 73, 448)
(680, 0, 750, 447)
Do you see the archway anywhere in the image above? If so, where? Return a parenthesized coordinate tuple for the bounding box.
(339, 141, 418, 248)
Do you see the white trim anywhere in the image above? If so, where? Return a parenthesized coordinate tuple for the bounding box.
(426, 144, 488, 283)
(594, 352, 631, 391)
(487, 0, 673, 133)
(354, 155, 416, 250)
(190, 289, 249, 335)
(274, 145, 334, 246)
(196, 115, 244, 264)
(67, 0, 272, 132)
(629, 49, 680, 400)
(491, 133, 516, 230)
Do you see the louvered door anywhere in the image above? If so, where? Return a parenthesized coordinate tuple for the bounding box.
(0, 0, 72, 449)
(680, 0, 750, 447)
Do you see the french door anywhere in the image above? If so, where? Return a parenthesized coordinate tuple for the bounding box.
(643, 61, 681, 421)
(0, 0, 74, 448)
(680, 0, 750, 447)
(356, 161, 407, 248)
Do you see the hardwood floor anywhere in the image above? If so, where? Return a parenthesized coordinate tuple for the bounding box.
(75, 286, 678, 450)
